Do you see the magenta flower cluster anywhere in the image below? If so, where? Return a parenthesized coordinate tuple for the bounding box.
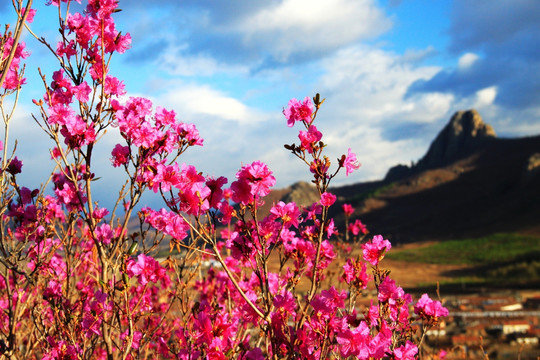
(0, 1, 449, 359)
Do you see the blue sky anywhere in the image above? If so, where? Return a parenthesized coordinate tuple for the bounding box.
(2, 0, 540, 207)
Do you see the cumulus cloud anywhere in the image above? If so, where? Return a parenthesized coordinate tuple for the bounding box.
(457, 52, 479, 69)
(303, 45, 454, 184)
(408, 0, 540, 111)
(157, 84, 272, 124)
(122, 0, 392, 68)
(235, 0, 392, 62)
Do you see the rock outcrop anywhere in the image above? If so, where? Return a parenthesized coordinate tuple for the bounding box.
(417, 109, 496, 170)
(281, 181, 319, 207)
(385, 109, 496, 180)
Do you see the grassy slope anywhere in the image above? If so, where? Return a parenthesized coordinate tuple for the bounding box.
(386, 233, 540, 286)
(387, 233, 540, 264)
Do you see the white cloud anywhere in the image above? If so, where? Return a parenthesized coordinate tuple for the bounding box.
(474, 86, 497, 108)
(318, 45, 444, 122)
(236, 0, 392, 61)
(158, 45, 248, 77)
(158, 84, 271, 124)
(458, 52, 479, 70)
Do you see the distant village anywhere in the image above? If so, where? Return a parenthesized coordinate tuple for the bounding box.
(421, 291, 540, 360)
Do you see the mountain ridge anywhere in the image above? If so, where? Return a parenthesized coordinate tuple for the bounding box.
(267, 110, 540, 244)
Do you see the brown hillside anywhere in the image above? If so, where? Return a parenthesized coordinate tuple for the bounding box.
(266, 110, 540, 244)
(330, 135, 540, 243)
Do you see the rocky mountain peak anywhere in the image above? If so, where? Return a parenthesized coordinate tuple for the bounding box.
(281, 181, 319, 207)
(417, 109, 496, 170)
(385, 110, 496, 181)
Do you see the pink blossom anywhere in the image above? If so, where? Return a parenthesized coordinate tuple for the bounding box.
(273, 290, 296, 314)
(320, 192, 336, 207)
(336, 322, 370, 358)
(310, 286, 346, 318)
(127, 253, 168, 286)
(93, 207, 109, 220)
(298, 125, 322, 153)
(348, 219, 368, 236)
(283, 96, 314, 127)
(120, 330, 143, 349)
(342, 203, 354, 216)
(95, 223, 113, 245)
(231, 161, 275, 205)
(73, 81, 92, 102)
(21, 8, 37, 23)
(111, 144, 130, 167)
(414, 293, 449, 320)
(155, 106, 177, 127)
(152, 162, 181, 193)
(342, 258, 371, 289)
(393, 341, 418, 360)
(1, 40, 29, 89)
(56, 40, 77, 58)
(115, 33, 132, 54)
(175, 122, 203, 146)
(104, 75, 126, 96)
(206, 176, 228, 209)
(48, 104, 75, 125)
(344, 148, 361, 176)
(270, 201, 301, 228)
(362, 234, 391, 266)
(377, 277, 410, 307)
(144, 208, 190, 241)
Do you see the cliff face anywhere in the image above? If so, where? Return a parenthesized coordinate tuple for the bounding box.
(416, 109, 496, 171)
(386, 109, 496, 181)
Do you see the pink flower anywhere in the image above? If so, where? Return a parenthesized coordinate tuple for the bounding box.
(206, 176, 228, 209)
(127, 253, 168, 286)
(270, 201, 301, 228)
(414, 293, 449, 320)
(283, 96, 314, 127)
(344, 148, 360, 176)
(342, 203, 354, 216)
(111, 144, 130, 167)
(231, 161, 275, 205)
(95, 223, 113, 244)
(175, 122, 203, 146)
(152, 163, 181, 193)
(377, 277, 410, 306)
(92, 207, 109, 220)
(56, 40, 77, 58)
(120, 330, 143, 349)
(104, 76, 126, 96)
(348, 219, 368, 236)
(298, 125, 322, 153)
(73, 81, 92, 102)
(320, 192, 336, 207)
(155, 106, 176, 127)
(336, 322, 370, 358)
(393, 341, 418, 360)
(21, 8, 37, 23)
(144, 208, 191, 241)
(115, 33, 132, 54)
(342, 258, 371, 289)
(310, 286, 346, 318)
(362, 234, 391, 266)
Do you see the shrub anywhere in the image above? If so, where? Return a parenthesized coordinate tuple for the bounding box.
(0, 1, 447, 359)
